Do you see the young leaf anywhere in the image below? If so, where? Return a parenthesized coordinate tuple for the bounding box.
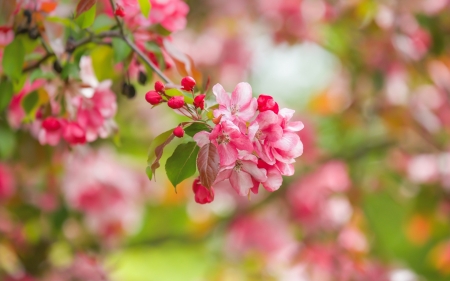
(2, 37, 25, 80)
(165, 142, 199, 189)
(0, 80, 13, 112)
(147, 130, 176, 180)
(197, 143, 219, 188)
(76, 0, 96, 17)
(138, 0, 151, 17)
(112, 38, 132, 63)
(90, 45, 114, 81)
(184, 123, 211, 137)
(75, 3, 96, 29)
(21, 91, 39, 116)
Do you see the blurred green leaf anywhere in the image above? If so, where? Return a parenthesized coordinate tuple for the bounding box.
(184, 123, 211, 137)
(29, 68, 56, 83)
(0, 79, 13, 112)
(138, 0, 151, 17)
(165, 142, 199, 190)
(91, 45, 114, 81)
(21, 91, 39, 116)
(0, 127, 16, 159)
(75, 3, 96, 29)
(112, 38, 132, 63)
(146, 129, 173, 180)
(2, 36, 25, 80)
(91, 14, 115, 32)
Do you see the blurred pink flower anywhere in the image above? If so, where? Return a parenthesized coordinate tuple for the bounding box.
(0, 26, 14, 46)
(0, 163, 15, 200)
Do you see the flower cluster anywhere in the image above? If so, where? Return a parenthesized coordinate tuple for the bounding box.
(8, 56, 117, 146)
(193, 83, 303, 202)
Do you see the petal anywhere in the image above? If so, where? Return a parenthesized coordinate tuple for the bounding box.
(286, 121, 304, 132)
(264, 124, 283, 142)
(262, 167, 283, 192)
(255, 141, 276, 165)
(193, 131, 210, 147)
(236, 98, 257, 121)
(278, 108, 295, 121)
(232, 135, 253, 152)
(276, 162, 295, 176)
(242, 160, 267, 182)
(248, 123, 259, 141)
(213, 83, 230, 108)
(231, 82, 252, 108)
(257, 110, 278, 130)
(214, 168, 233, 184)
(230, 170, 253, 196)
(273, 132, 303, 158)
(218, 144, 238, 166)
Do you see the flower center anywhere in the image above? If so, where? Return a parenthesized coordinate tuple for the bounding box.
(255, 129, 263, 140)
(230, 104, 239, 114)
(234, 160, 243, 172)
(217, 131, 230, 145)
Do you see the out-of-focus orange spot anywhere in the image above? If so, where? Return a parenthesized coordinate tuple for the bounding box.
(162, 179, 188, 205)
(380, 106, 411, 134)
(429, 241, 450, 275)
(308, 90, 348, 115)
(41, 2, 58, 13)
(406, 214, 431, 246)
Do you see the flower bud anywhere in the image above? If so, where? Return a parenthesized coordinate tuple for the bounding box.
(114, 4, 125, 17)
(173, 126, 184, 138)
(63, 122, 86, 145)
(193, 94, 206, 110)
(167, 96, 184, 109)
(181, 76, 196, 91)
(257, 94, 279, 114)
(192, 178, 214, 204)
(42, 117, 61, 131)
(154, 81, 165, 92)
(145, 91, 162, 105)
(212, 114, 223, 125)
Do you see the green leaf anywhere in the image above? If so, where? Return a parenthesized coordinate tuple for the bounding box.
(0, 79, 13, 112)
(165, 88, 194, 104)
(46, 16, 80, 31)
(91, 14, 115, 33)
(90, 45, 114, 81)
(61, 63, 80, 80)
(75, 3, 96, 29)
(112, 38, 132, 63)
(2, 36, 25, 80)
(0, 127, 16, 160)
(165, 142, 199, 190)
(184, 123, 211, 137)
(29, 68, 56, 83)
(22, 91, 39, 115)
(138, 0, 151, 17)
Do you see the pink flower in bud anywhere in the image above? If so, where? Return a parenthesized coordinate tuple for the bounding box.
(181, 76, 196, 91)
(42, 117, 61, 131)
(0, 26, 14, 46)
(257, 94, 279, 114)
(63, 122, 86, 145)
(168, 96, 185, 109)
(145, 90, 162, 105)
(114, 4, 125, 17)
(173, 126, 184, 138)
(193, 94, 206, 110)
(193, 178, 214, 204)
(154, 81, 165, 92)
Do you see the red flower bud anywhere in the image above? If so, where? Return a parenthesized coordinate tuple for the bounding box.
(63, 122, 86, 145)
(181, 76, 196, 91)
(257, 94, 279, 114)
(145, 91, 162, 105)
(193, 94, 206, 110)
(42, 117, 61, 131)
(114, 4, 125, 17)
(173, 126, 184, 138)
(167, 96, 185, 109)
(192, 178, 214, 204)
(154, 81, 165, 92)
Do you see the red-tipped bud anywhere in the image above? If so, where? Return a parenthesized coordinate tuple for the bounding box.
(181, 76, 196, 91)
(154, 81, 165, 92)
(145, 91, 162, 105)
(193, 94, 206, 110)
(114, 4, 125, 17)
(167, 96, 185, 109)
(173, 126, 184, 138)
(212, 114, 223, 125)
(192, 178, 214, 204)
(257, 94, 279, 114)
(42, 117, 61, 131)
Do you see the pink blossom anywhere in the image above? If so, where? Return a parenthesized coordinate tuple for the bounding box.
(213, 152, 267, 196)
(62, 122, 86, 145)
(213, 82, 257, 123)
(194, 120, 253, 166)
(0, 163, 15, 200)
(0, 26, 14, 46)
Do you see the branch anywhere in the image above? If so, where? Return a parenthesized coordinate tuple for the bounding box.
(108, 0, 174, 84)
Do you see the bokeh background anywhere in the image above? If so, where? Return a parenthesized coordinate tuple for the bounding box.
(1, 0, 450, 280)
